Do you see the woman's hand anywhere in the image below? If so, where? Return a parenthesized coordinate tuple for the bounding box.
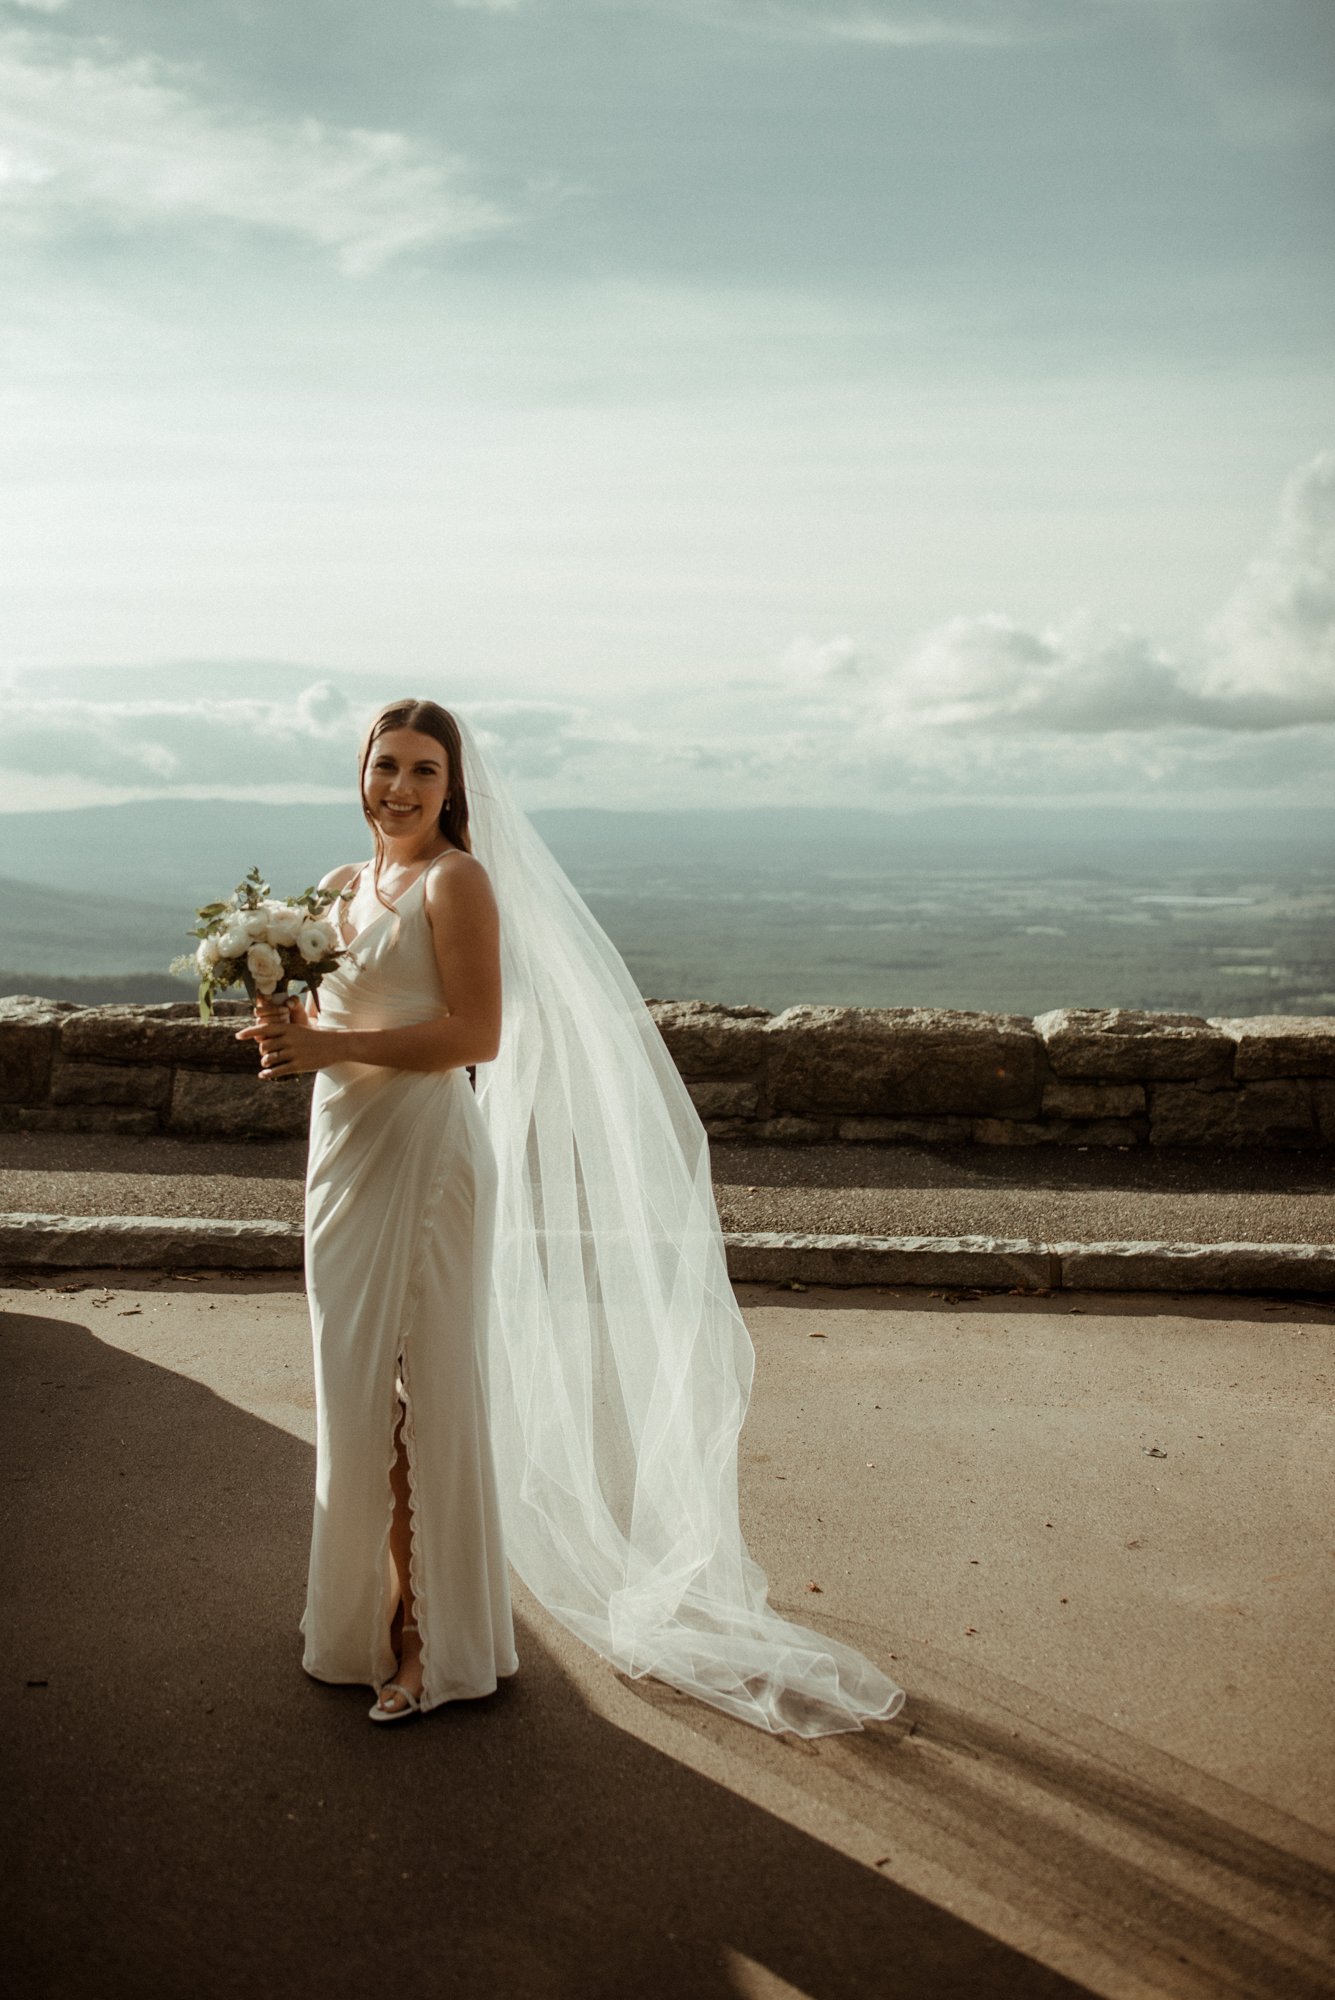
(235, 992, 332, 1080)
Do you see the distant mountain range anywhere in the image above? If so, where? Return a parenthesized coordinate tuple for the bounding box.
(1, 799, 1331, 1006)
(4, 797, 1332, 895)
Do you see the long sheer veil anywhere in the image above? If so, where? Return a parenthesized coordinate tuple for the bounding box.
(455, 712, 905, 1736)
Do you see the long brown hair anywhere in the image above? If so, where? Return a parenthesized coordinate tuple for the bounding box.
(356, 699, 473, 912)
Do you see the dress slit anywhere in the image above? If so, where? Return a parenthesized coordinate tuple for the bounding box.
(396, 1344, 432, 1699)
(373, 1355, 407, 1682)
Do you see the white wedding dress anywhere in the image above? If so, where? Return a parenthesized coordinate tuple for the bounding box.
(298, 854, 518, 1709)
(297, 713, 905, 1737)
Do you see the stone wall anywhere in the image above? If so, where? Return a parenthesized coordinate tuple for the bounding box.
(644, 1003, 1335, 1149)
(2, 994, 1334, 1148)
(0, 997, 312, 1140)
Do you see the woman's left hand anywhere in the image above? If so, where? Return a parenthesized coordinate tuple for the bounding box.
(235, 997, 334, 1079)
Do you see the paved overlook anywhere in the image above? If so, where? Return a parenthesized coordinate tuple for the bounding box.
(2, 997, 1332, 1998)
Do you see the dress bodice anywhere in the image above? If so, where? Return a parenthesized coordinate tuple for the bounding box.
(314, 858, 451, 1033)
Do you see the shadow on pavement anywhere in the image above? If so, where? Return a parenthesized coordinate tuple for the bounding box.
(2, 1308, 1092, 2000)
(713, 1144, 1335, 1198)
(736, 1284, 1335, 1327)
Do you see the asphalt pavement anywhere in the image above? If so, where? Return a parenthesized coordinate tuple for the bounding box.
(2, 1129, 1332, 1245)
(3, 1273, 1332, 2000)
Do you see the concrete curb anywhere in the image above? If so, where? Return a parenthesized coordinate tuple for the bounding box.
(727, 1231, 1335, 1294)
(1, 1213, 1332, 1293)
(0, 1213, 303, 1271)
(724, 1231, 1055, 1290)
(1053, 1238, 1335, 1294)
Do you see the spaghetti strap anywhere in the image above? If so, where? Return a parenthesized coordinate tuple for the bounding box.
(337, 852, 456, 950)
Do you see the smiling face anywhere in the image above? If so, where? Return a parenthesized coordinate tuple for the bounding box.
(362, 726, 451, 843)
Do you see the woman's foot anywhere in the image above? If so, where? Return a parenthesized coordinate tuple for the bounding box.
(374, 1622, 423, 1717)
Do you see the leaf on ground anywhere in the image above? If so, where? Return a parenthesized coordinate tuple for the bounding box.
(808, 1330, 827, 1339)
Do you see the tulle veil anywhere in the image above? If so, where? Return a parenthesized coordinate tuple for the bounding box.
(455, 711, 904, 1736)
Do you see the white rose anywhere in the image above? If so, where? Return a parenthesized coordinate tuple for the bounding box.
(243, 908, 271, 940)
(297, 919, 336, 963)
(263, 901, 306, 946)
(246, 940, 285, 993)
(195, 936, 222, 974)
(217, 921, 251, 959)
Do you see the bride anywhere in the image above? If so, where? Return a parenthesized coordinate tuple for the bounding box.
(239, 697, 905, 1736)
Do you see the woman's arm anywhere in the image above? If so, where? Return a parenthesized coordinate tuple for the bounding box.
(237, 853, 501, 1079)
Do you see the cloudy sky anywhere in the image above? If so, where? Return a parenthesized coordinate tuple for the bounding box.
(1, 0, 1332, 814)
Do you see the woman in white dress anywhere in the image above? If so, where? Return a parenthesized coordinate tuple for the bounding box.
(242, 697, 906, 1738)
(241, 701, 512, 1720)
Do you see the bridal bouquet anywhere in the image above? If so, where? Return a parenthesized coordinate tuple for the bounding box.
(170, 864, 355, 1023)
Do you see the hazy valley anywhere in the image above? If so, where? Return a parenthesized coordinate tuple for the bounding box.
(2, 801, 1331, 1019)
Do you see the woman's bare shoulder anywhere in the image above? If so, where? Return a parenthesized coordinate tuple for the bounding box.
(423, 849, 496, 911)
(317, 862, 364, 893)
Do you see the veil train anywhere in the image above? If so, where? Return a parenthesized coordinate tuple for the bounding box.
(457, 712, 905, 1736)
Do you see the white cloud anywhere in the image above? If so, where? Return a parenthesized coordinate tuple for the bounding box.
(443, 0, 1044, 39)
(2, 452, 1332, 812)
(0, 27, 511, 272)
(0, 673, 630, 806)
(869, 450, 1335, 734)
(646, 1, 1031, 44)
(0, 678, 362, 795)
(780, 634, 871, 686)
(884, 611, 1335, 733)
(1204, 449, 1335, 709)
(777, 6, 1026, 47)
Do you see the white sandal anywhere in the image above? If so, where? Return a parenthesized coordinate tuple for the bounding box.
(369, 1621, 423, 1724)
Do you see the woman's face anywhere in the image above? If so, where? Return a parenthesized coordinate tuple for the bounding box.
(363, 727, 451, 841)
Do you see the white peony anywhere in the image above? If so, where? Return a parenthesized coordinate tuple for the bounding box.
(217, 920, 251, 959)
(262, 901, 306, 946)
(195, 935, 222, 974)
(246, 940, 285, 993)
(297, 919, 336, 963)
